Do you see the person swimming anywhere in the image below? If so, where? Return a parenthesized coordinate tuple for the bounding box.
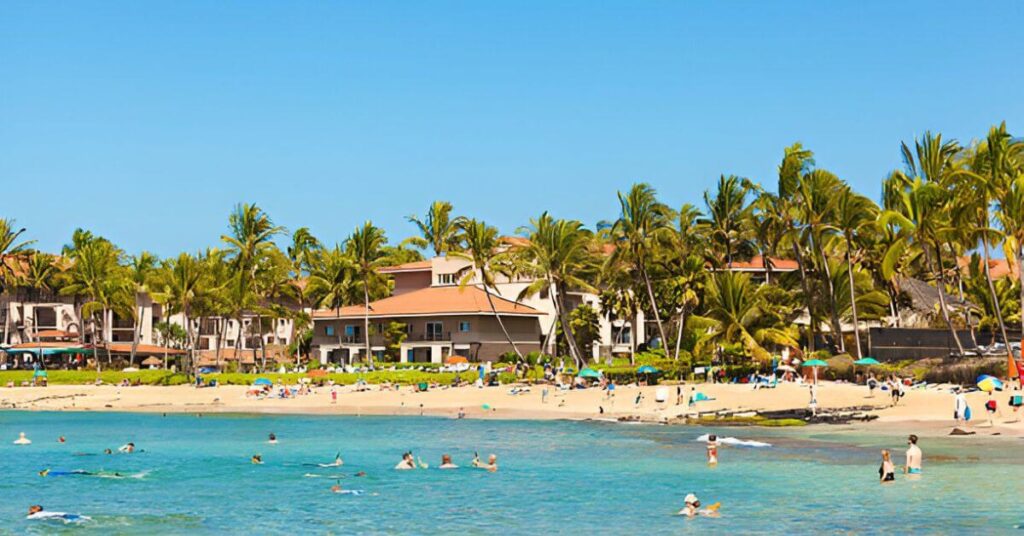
(251, 454, 263, 464)
(27, 505, 90, 523)
(103, 448, 113, 455)
(439, 454, 459, 469)
(677, 493, 720, 517)
(268, 433, 278, 444)
(117, 442, 135, 453)
(472, 453, 498, 472)
(706, 434, 720, 465)
(395, 452, 416, 470)
(14, 432, 31, 445)
(318, 452, 344, 467)
(58, 436, 66, 444)
(39, 469, 92, 477)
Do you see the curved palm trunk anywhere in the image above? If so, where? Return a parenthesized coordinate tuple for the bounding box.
(673, 307, 685, 361)
(482, 282, 523, 359)
(129, 303, 142, 367)
(102, 307, 113, 364)
(810, 230, 844, 352)
(955, 274, 979, 348)
(257, 314, 266, 372)
(640, 265, 667, 351)
(550, 282, 583, 368)
(844, 236, 862, 358)
(335, 306, 343, 365)
(981, 239, 1011, 357)
(928, 244, 965, 356)
(791, 243, 816, 352)
(215, 319, 223, 369)
(363, 281, 372, 366)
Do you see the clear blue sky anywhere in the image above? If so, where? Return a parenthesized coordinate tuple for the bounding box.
(3, 1, 1022, 257)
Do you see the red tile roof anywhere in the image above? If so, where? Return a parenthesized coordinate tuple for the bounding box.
(379, 260, 433, 273)
(312, 285, 542, 319)
(726, 256, 799, 271)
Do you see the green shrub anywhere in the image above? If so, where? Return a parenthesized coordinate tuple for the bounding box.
(0, 370, 189, 386)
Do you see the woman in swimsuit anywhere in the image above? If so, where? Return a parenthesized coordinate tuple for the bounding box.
(878, 449, 895, 483)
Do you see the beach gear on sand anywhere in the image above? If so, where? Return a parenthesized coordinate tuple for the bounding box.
(253, 378, 273, 386)
(977, 375, 1003, 392)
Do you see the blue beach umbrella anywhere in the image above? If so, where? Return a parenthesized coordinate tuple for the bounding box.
(636, 365, 659, 374)
(577, 368, 602, 379)
(854, 357, 880, 366)
(253, 378, 273, 386)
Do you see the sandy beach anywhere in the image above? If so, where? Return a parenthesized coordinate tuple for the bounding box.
(3, 381, 1021, 438)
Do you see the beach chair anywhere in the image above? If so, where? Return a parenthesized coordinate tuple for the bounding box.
(417, 382, 429, 392)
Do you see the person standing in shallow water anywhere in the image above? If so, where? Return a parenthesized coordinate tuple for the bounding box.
(904, 434, 922, 475)
(878, 449, 895, 483)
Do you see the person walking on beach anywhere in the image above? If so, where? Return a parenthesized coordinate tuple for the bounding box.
(867, 373, 878, 398)
(953, 389, 968, 426)
(904, 434, 922, 475)
(878, 449, 895, 483)
(890, 379, 905, 407)
(808, 384, 818, 416)
(985, 393, 998, 427)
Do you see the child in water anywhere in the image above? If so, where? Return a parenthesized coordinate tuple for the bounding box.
(706, 435, 720, 465)
(878, 450, 895, 483)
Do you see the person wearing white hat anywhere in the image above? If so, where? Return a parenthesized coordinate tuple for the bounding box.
(679, 493, 700, 517)
(14, 432, 31, 445)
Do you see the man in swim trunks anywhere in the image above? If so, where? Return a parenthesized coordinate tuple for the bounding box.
(904, 434, 922, 474)
(472, 454, 498, 472)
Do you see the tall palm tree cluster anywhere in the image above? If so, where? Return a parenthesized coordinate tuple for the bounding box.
(2, 124, 1023, 369)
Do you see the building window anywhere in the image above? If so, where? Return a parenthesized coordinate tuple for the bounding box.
(437, 273, 456, 285)
(325, 326, 335, 337)
(227, 340, 235, 348)
(425, 321, 443, 341)
(458, 321, 471, 333)
(612, 325, 632, 345)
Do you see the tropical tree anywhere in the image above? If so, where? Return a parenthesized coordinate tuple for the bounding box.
(609, 183, 672, 350)
(221, 204, 284, 357)
(152, 253, 205, 375)
(404, 201, 462, 256)
(60, 239, 131, 366)
(830, 188, 880, 356)
(127, 252, 158, 366)
(514, 213, 598, 368)
(695, 271, 798, 362)
(346, 222, 388, 365)
(701, 175, 755, 266)
(0, 219, 34, 294)
(307, 245, 356, 364)
(452, 218, 523, 359)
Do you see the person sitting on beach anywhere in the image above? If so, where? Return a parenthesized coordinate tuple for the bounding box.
(472, 453, 498, 472)
(118, 442, 135, 453)
(439, 454, 459, 469)
(706, 434, 720, 465)
(904, 435, 922, 475)
(395, 452, 416, 470)
(878, 449, 895, 483)
(14, 432, 31, 445)
(251, 454, 263, 464)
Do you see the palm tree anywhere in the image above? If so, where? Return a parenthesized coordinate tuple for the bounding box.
(152, 253, 205, 376)
(346, 222, 388, 365)
(701, 175, 755, 266)
(127, 252, 158, 366)
(696, 271, 798, 362)
(610, 183, 672, 352)
(882, 175, 966, 356)
(404, 201, 462, 256)
(60, 240, 130, 367)
(967, 122, 1020, 356)
(221, 204, 284, 357)
(286, 227, 321, 365)
(514, 213, 597, 368)
(997, 176, 1024, 337)
(308, 245, 356, 365)
(830, 188, 879, 357)
(794, 168, 846, 351)
(452, 218, 523, 359)
(0, 219, 34, 294)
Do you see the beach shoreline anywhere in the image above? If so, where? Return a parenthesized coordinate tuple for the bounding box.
(2, 382, 1020, 438)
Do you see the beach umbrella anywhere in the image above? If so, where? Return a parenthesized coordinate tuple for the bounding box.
(802, 359, 828, 384)
(33, 369, 47, 377)
(636, 365, 659, 383)
(854, 357, 880, 366)
(445, 355, 469, 365)
(977, 375, 1003, 392)
(253, 378, 273, 386)
(577, 368, 601, 379)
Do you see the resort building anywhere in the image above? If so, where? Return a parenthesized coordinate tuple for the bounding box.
(312, 252, 645, 365)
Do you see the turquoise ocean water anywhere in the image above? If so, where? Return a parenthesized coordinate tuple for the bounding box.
(0, 412, 1020, 534)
